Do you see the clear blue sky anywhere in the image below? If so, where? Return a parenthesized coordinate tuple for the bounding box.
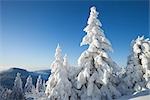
(0, 0, 149, 71)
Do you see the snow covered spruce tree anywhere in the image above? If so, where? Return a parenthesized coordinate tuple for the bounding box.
(45, 44, 72, 100)
(36, 75, 43, 93)
(123, 36, 150, 93)
(24, 75, 35, 93)
(0, 88, 12, 100)
(76, 6, 121, 100)
(10, 73, 25, 100)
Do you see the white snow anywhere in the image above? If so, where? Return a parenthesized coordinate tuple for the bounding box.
(117, 90, 150, 100)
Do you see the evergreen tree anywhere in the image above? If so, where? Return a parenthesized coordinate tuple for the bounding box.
(24, 75, 35, 93)
(36, 75, 43, 93)
(45, 44, 72, 100)
(123, 36, 150, 93)
(76, 6, 121, 100)
(10, 73, 24, 100)
(1, 88, 12, 100)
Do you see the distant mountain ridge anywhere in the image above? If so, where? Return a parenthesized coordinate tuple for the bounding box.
(0, 67, 50, 89)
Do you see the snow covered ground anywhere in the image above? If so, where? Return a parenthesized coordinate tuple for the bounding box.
(25, 90, 150, 100)
(117, 90, 150, 100)
(130, 90, 150, 100)
(131, 95, 150, 100)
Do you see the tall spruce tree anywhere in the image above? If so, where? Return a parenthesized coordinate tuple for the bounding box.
(76, 6, 121, 100)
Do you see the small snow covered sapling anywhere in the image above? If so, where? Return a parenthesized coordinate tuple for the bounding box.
(24, 75, 35, 93)
(36, 75, 43, 93)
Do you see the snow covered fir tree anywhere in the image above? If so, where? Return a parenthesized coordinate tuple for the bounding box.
(122, 36, 150, 94)
(75, 6, 121, 100)
(0, 84, 12, 100)
(24, 75, 35, 93)
(10, 73, 25, 100)
(0, 88, 12, 100)
(36, 75, 44, 93)
(45, 44, 72, 100)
